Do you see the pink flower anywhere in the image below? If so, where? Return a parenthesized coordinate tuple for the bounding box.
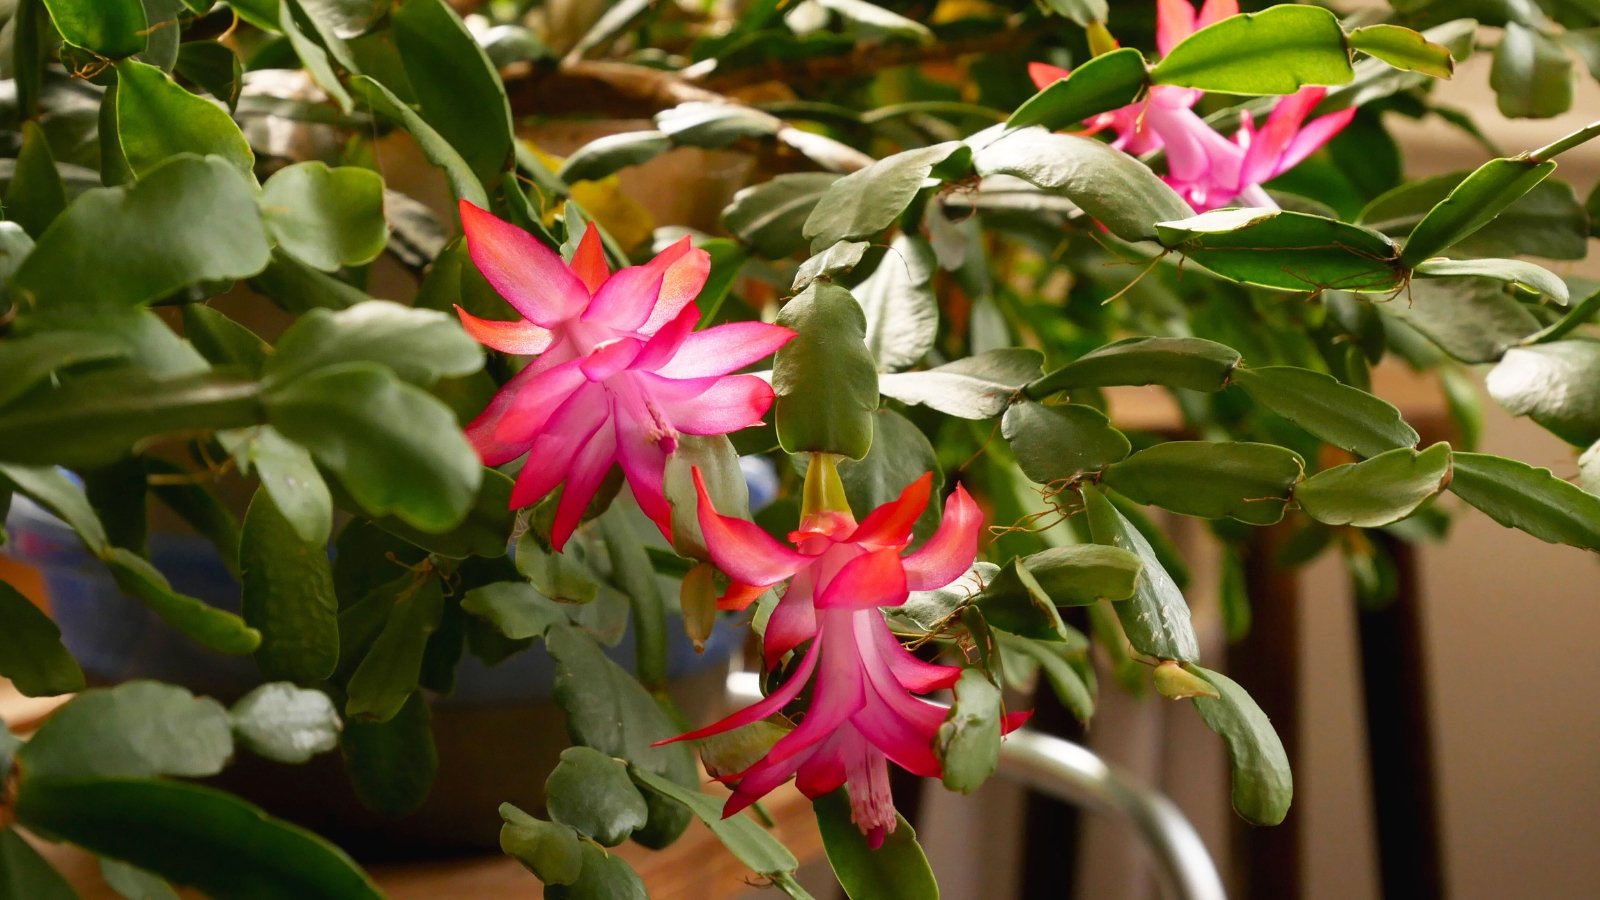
(1029, 0, 1354, 211)
(660, 471, 1028, 847)
(455, 202, 795, 549)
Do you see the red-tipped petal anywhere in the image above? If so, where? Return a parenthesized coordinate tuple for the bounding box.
(1156, 0, 1198, 56)
(454, 306, 554, 355)
(849, 473, 934, 550)
(1002, 710, 1034, 734)
(655, 635, 823, 745)
(549, 420, 618, 550)
(651, 322, 796, 379)
(813, 548, 909, 611)
(900, 484, 983, 592)
(1028, 61, 1072, 90)
(458, 200, 587, 327)
(570, 224, 610, 295)
(717, 581, 768, 612)
(868, 617, 961, 694)
(462, 358, 587, 466)
(505, 387, 609, 508)
(1240, 87, 1321, 186)
(763, 571, 818, 667)
(693, 467, 808, 586)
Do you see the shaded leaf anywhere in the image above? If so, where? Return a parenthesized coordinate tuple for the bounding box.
(723, 173, 838, 259)
(774, 283, 880, 460)
(1001, 401, 1130, 485)
(1157, 207, 1402, 294)
(1029, 336, 1238, 397)
(40, 0, 146, 57)
(1296, 443, 1452, 528)
(12, 779, 380, 899)
(499, 804, 583, 886)
(1081, 486, 1198, 662)
(1347, 24, 1455, 79)
(1232, 365, 1419, 458)
(107, 549, 261, 655)
(1487, 341, 1600, 446)
(546, 747, 649, 847)
(852, 236, 938, 372)
(114, 60, 253, 178)
(1414, 258, 1569, 305)
(340, 692, 438, 815)
(1449, 451, 1600, 551)
(0, 580, 85, 697)
(1183, 663, 1292, 825)
(804, 142, 968, 251)
(1151, 4, 1353, 95)
(879, 348, 1042, 419)
(1007, 47, 1146, 131)
(1103, 441, 1303, 526)
(259, 163, 388, 272)
(19, 681, 231, 781)
(814, 789, 937, 900)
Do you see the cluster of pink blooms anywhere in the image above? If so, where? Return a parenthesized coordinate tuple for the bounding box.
(456, 203, 1016, 842)
(1029, 0, 1356, 211)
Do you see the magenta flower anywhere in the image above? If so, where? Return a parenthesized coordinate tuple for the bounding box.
(1029, 0, 1354, 211)
(455, 201, 795, 549)
(660, 471, 1028, 847)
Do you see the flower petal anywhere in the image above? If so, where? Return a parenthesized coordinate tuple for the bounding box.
(1240, 87, 1321, 187)
(1275, 106, 1355, 179)
(868, 616, 961, 693)
(849, 473, 933, 550)
(1157, 0, 1198, 57)
(458, 200, 587, 327)
(900, 484, 983, 591)
(656, 635, 823, 745)
(1197, 0, 1239, 31)
(507, 387, 610, 508)
(718, 581, 768, 612)
(694, 467, 808, 586)
(615, 412, 673, 538)
(571, 224, 609, 295)
(651, 322, 796, 379)
(650, 373, 775, 436)
(628, 303, 700, 374)
(579, 337, 644, 382)
(763, 569, 818, 667)
(794, 731, 850, 799)
(640, 240, 711, 335)
(463, 358, 587, 466)
(1028, 61, 1072, 90)
(813, 548, 909, 610)
(550, 420, 618, 550)
(454, 306, 554, 355)
(581, 261, 666, 332)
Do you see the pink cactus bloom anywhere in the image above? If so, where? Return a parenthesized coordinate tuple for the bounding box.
(1029, 0, 1355, 211)
(455, 201, 795, 549)
(660, 472, 1028, 848)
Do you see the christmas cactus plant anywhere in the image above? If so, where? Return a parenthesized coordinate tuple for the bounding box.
(1, 0, 1598, 896)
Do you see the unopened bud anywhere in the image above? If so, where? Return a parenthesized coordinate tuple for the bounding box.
(680, 562, 719, 653)
(1153, 660, 1219, 700)
(1086, 21, 1120, 57)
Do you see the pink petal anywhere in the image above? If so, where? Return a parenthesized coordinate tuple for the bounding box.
(1156, 0, 1198, 56)
(549, 420, 618, 550)
(813, 548, 909, 611)
(900, 484, 983, 592)
(463, 358, 587, 466)
(651, 322, 796, 379)
(724, 750, 811, 816)
(649, 373, 775, 436)
(615, 412, 673, 538)
(579, 337, 643, 382)
(1028, 61, 1072, 90)
(794, 732, 850, 798)
(849, 473, 933, 550)
(506, 387, 609, 508)
(763, 569, 818, 667)
(694, 467, 808, 586)
(760, 639, 866, 770)
(1197, 0, 1239, 30)
(868, 618, 961, 693)
(657, 635, 824, 745)
(1240, 88, 1321, 187)
(1274, 106, 1356, 179)
(458, 200, 588, 327)
(581, 261, 666, 332)
(454, 306, 554, 356)
(852, 689, 942, 778)
(640, 239, 711, 336)
(571, 225, 609, 295)
(628, 303, 700, 374)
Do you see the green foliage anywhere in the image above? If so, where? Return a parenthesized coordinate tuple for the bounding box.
(1, 3, 1597, 896)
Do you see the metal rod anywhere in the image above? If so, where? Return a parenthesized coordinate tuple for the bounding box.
(995, 730, 1227, 900)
